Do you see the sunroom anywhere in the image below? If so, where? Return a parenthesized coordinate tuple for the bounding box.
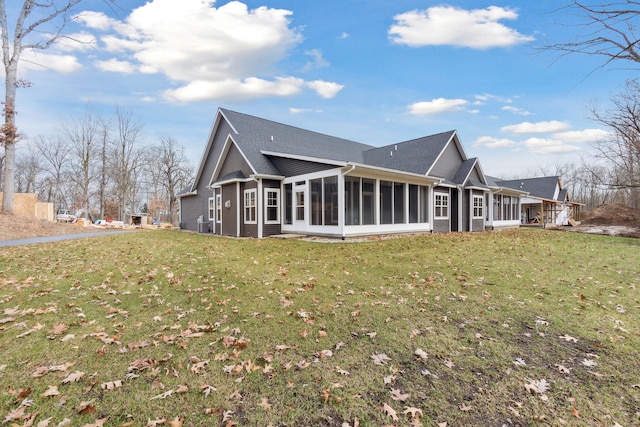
(280, 164, 441, 238)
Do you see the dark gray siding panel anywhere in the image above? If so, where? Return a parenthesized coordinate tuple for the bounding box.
(430, 142, 463, 179)
(268, 156, 335, 177)
(180, 195, 199, 231)
(262, 179, 282, 237)
(217, 143, 253, 181)
(240, 181, 258, 238)
(221, 183, 238, 236)
(181, 120, 236, 231)
(462, 190, 470, 232)
(433, 219, 450, 233)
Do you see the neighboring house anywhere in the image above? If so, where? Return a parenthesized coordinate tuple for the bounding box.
(179, 108, 533, 238)
(493, 176, 582, 226)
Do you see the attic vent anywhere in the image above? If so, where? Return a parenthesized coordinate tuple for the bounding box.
(394, 145, 398, 151)
(270, 135, 274, 142)
(390, 151, 393, 157)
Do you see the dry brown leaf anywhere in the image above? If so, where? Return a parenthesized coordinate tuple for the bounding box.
(258, 397, 272, 410)
(77, 401, 96, 415)
(42, 385, 60, 397)
(61, 371, 85, 384)
(414, 348, 428, 360)
(36, 417, 53, 427)
(371, 353, 391, 365)
(390, 388, 410, 402)
(404, 406, 423, 418)
(51, 323, 68, 335)
(167, 416, 184, 427)
(56, 418, 71, 427)
(100, 380, 123, 390)
(381, 402, 398, 421)
(146, 419, 166, 426)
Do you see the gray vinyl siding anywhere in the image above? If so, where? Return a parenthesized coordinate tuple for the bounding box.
(221, 184, 238, 237)
(240, 181, 258, 238)
(462, 190, 470, 232)
(180, 120, 236, 231)
(268, 156, 336, 177)
(471, 190, 484, 231)
(433, 186, 451, 233)
(217, 143, 253, 181)
(262, 179, 282, 237)
(430, 141, 463, 178)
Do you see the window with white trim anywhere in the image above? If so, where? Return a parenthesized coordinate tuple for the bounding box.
(473, 195, 484, 219)
(208, 197, 215, 221)
(215, 194, 222, 223)
(265, 188, 280, 224)
(434, 192, 449, 219)
(244, 189, 256, 224)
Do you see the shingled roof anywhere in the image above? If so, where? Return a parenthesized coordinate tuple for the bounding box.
(495, 176, 561, 201)
(220, 109, 372, 176)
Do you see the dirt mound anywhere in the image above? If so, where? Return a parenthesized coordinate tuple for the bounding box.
(0, 213, 97, 240)
(580, 203, 640, 227)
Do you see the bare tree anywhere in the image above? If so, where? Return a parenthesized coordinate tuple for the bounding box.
(34, 134, 72, 207)
(590, 79, 640, 208)
(547, 1, 640, 70)
(15, 144, 42, 194)
(147, 136, 193, 224)
(0, 0, 118, 214)
(110, 106, 145, 221)
(63, 108, 101, 221)
(95, 116, 111, 220)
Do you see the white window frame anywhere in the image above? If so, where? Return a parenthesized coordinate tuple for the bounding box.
(264, 188, 280, 224)
(434, 192, 449, 219)
(215, 193, 222, 224)
(473, 195, 484, 219)
(208, 197, 215, 221)
(244, 189, 257, 224)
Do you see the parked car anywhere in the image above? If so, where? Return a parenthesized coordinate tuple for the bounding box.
(56, 209, 77, 223)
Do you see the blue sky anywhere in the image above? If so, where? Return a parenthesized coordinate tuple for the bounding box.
(8, 0, 631, 177)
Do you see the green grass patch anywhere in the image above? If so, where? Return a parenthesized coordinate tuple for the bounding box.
(0, 229, 638, 426)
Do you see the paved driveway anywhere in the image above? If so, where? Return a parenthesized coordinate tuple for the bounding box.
(0, 231, 134, 247)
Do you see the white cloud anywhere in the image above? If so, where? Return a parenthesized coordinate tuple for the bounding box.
(474, 136, 517, 149)
(501, 105, 531, 116)
(164, 76, 305, 102)
(306, 80, 343, 99)
(552, 128, 611, 143)
(303, 49, 329, 71)
(20, 50, 82, 73)
(290, 108, 323, 114)
(523, 137, 580, 154)
(389, 6, 534, 49)
(338, 32, 350, 40)
(408, 98, 469, 115)
(96, 58, 137, 73)
(502, 120, 570, 134)
(77, 0, 342, 102)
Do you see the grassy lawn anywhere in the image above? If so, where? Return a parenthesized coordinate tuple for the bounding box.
(0, 229, 638, 426)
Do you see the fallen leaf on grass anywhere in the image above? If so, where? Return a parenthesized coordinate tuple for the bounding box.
(381, 403, 398, 422)
(167, 416, 184, 427)
(555, 364, 571, 374)
(524, 378, 550, 394)
(390, 388, 410, 402)
(258, 397, 272, 410)
(61, 371, 85, 384)
(403, 406, 423, 418)
(150, 390, 174, 400)
(100, 380, 123, 390)
(559, 334, 578, 342)
(414, 348, 428, 360)
(81, 418, 107, 427)
(371, 353, 391, 365)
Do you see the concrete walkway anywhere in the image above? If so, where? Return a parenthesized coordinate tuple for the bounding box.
(0, 230, 134, 247)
